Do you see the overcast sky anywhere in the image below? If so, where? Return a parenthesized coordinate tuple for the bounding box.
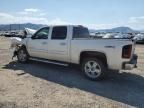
(0, 0, 144, 30)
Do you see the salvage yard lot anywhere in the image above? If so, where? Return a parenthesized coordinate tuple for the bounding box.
(0, 37, 144, 108)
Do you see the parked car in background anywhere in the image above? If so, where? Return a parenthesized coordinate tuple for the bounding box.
(103, 33, 115, 38)
(4, 32, 11, 37)
(133, 34, 144, 44)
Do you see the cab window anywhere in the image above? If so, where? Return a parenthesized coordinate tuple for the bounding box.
(73, 27, 90, 38)
(32, 27, 49, 39)
(51, 26, 67, 40)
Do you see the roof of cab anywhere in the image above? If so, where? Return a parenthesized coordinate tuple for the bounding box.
(42, 25, 86, 28)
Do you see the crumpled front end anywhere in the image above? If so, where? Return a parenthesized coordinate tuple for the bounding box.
(10, 37, 22, 48)
(10, 37, 22, 59)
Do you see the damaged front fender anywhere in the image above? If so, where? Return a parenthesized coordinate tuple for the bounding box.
(10, 37, 22, 48)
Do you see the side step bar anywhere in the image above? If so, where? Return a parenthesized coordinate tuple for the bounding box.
(29, 57, 69, 66)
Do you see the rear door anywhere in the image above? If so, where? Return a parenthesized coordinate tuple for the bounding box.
(48, 26, 69, 62)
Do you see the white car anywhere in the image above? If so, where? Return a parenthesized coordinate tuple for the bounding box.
(10, 25, 138, 81)
(133, 34, 144, 43)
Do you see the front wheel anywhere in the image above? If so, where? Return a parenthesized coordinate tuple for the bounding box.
(81, 58, 107, 81)
(17, 47, 29, 63)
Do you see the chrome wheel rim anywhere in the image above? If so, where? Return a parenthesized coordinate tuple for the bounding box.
(84, 61, 101, 78)
(18, 50, 27, 62)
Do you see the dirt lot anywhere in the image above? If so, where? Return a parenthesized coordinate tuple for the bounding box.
(0, 37, 144, 108)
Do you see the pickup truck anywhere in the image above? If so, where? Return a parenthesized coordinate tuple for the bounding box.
(10, 25, 137, 80)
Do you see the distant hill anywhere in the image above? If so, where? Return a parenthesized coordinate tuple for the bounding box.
(0, 23, 140, 33)
(0, 23, 46, 31)
(90, 27, 139, 33)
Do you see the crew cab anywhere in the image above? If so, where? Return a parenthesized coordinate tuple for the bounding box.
(10, 25, 138, 80)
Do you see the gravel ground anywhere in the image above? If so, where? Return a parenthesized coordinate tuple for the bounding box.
(0, 37, 144, 108)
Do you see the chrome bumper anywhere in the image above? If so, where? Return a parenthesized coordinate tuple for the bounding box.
(123, 54, 138, 70)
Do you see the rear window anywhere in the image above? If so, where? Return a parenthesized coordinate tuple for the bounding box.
(73, 27, 90, 38)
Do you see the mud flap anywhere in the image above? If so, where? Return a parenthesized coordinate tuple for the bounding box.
(12, 51, 18, 60)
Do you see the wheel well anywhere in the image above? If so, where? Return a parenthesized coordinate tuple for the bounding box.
(19, 45, 29, 55)
(80, 51, 107, 66)
(21, 45, 26, 49)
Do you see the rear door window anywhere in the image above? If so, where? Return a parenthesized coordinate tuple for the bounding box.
(51, 26, 67, 40)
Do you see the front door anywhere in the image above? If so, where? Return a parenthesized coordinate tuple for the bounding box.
(27, 27, 50, 59)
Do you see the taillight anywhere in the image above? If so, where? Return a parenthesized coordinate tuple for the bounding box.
(122, 45, 132, 58)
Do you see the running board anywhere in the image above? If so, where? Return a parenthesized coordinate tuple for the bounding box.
(29, 57, 69, 66)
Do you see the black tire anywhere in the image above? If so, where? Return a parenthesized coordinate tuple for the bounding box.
(17, 47, 29, 63)
(81, 58, 107, 81)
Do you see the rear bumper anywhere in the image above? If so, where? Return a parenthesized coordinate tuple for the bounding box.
(123, 54, 138, 70)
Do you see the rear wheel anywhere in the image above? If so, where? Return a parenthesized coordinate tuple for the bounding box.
(17, 47, 29, 63)
(81, 58, 107, 81)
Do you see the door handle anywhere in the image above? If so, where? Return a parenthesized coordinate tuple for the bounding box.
(104, 46, 115, 49)
(60, 42, 66, 45)
(42, 42, 47, 45)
